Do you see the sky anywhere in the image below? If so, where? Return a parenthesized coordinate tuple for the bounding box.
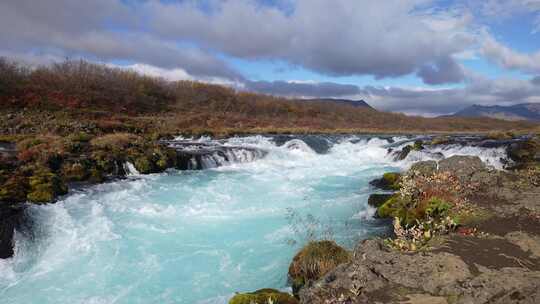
(1, 0, 540, 116)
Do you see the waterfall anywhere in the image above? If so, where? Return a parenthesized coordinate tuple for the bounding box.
(123, 162, 140, 176)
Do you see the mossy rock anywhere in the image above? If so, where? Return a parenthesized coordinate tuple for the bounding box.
(0, 173, 29, 203)
(368, 193, 394, 208)
(370, 172, 401, 190)
(155, 148, 177, 170)
(61, 162, 89, 182)
(378, 195, 453, 226)
(229, 289, 298, 304)
(288, 240, 350, 296)
(27, 167, 68, 204)
(91, 151, 119, 175)
(134, 156, 154, 174)
(412, 140, 424, 151)
(507, 138, 539, 168)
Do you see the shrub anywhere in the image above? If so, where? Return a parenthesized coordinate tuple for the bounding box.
(15, 135, 67, 164)
(378, 170, 481, 251)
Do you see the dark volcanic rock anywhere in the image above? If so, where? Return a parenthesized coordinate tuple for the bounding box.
(394, 145, 413, 161)
(0, 205, 24, 259)
(506, 137, 540, 169)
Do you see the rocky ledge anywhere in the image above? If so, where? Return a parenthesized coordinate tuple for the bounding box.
(299, 141, 540, 303)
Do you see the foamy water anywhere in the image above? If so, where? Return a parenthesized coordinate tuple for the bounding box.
(0, 135, 506, 304)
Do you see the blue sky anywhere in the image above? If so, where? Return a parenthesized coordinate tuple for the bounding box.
(1, 0, 540, 115)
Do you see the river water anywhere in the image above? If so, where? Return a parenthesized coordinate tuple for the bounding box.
(0, 135, 506, 304)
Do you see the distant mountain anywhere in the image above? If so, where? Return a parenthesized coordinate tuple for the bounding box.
(447, 103, 540, 122)
(300, 98, 374, 109)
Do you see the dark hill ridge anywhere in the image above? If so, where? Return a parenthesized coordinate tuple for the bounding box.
(299, 98, 374, 109)
(447, 103, 540, 122)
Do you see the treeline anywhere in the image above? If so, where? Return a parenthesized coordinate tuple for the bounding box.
(0, 58, 537, 133)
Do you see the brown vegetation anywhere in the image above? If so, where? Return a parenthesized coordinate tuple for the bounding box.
(0, 57, 537, 137)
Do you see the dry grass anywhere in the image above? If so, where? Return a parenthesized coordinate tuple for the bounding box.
(0, 58, 538, 135)
(90, 133, 142, 150)
(288, 240, 350, 283)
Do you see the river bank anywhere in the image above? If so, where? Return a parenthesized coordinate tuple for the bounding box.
(293, 136, 540, 304)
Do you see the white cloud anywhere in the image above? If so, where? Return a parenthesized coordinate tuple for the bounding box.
(481, 34, 540, 74)
(145, 0, 474, 83)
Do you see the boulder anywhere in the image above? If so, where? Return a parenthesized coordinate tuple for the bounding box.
(369, 172, 401, 191)
(409, 160, 437, 176)
(438, 156, 485, 182)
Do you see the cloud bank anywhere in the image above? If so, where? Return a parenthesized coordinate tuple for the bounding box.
(1, 0, 540, 115)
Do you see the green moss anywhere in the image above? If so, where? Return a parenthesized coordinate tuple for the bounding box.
(378, 195, 455, 227)
(377, 194, 408, 219)
(229, 289, 298, 304)
(425, 197, 451, 218)
(413, 140, 424, 151)
(288, 240, 350, 296)
(382, 172, 401, 190)
(134, 156, 153, 174)
(153, 148, 176, 171)
(27, 167, 68, 204)
(91, 151, 118, 175)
